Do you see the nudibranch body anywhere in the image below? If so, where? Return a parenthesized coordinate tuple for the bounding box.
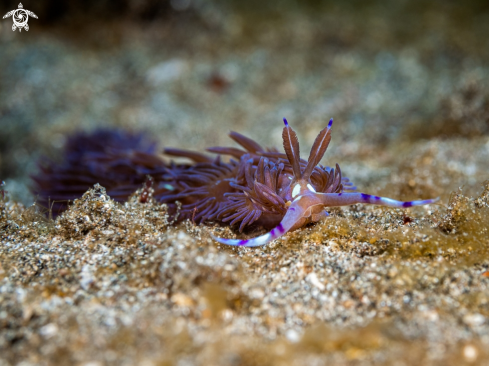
(32, 118, 438, 248)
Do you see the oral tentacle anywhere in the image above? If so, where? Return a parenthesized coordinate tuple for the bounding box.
(318, 192, 439, 207)
(212, 203, 304, 247)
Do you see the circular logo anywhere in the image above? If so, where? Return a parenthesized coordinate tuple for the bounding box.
(12, 9, 28, 28)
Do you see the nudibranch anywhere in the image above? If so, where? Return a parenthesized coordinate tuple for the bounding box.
(32, 119, 438, 247)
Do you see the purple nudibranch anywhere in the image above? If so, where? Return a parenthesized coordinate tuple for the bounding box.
(31, 118, 438, 248)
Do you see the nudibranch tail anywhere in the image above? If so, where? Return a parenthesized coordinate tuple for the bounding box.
(212, 204, 303, 247)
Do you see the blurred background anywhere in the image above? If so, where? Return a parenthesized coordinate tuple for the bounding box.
(1, 0, 489, 204)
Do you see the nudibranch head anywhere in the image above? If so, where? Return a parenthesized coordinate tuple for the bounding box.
(212, 117, 439, 247)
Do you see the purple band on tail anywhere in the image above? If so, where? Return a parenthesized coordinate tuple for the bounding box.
(272, 223, 285, 235)
(283, 118, 289, 126)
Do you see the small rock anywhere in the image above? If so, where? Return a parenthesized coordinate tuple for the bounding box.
(463, 344, 478, 362)
(39, 323, 58, 338)
(306, 272, 325, 291)
(463, 313, 485, 327)
(146, 59, 188, 85)
(171, 293, 194, 307)
(285, 329, 301, 343)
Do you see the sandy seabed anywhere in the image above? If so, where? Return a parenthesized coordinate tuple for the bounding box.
(2, 2, 489, 365)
